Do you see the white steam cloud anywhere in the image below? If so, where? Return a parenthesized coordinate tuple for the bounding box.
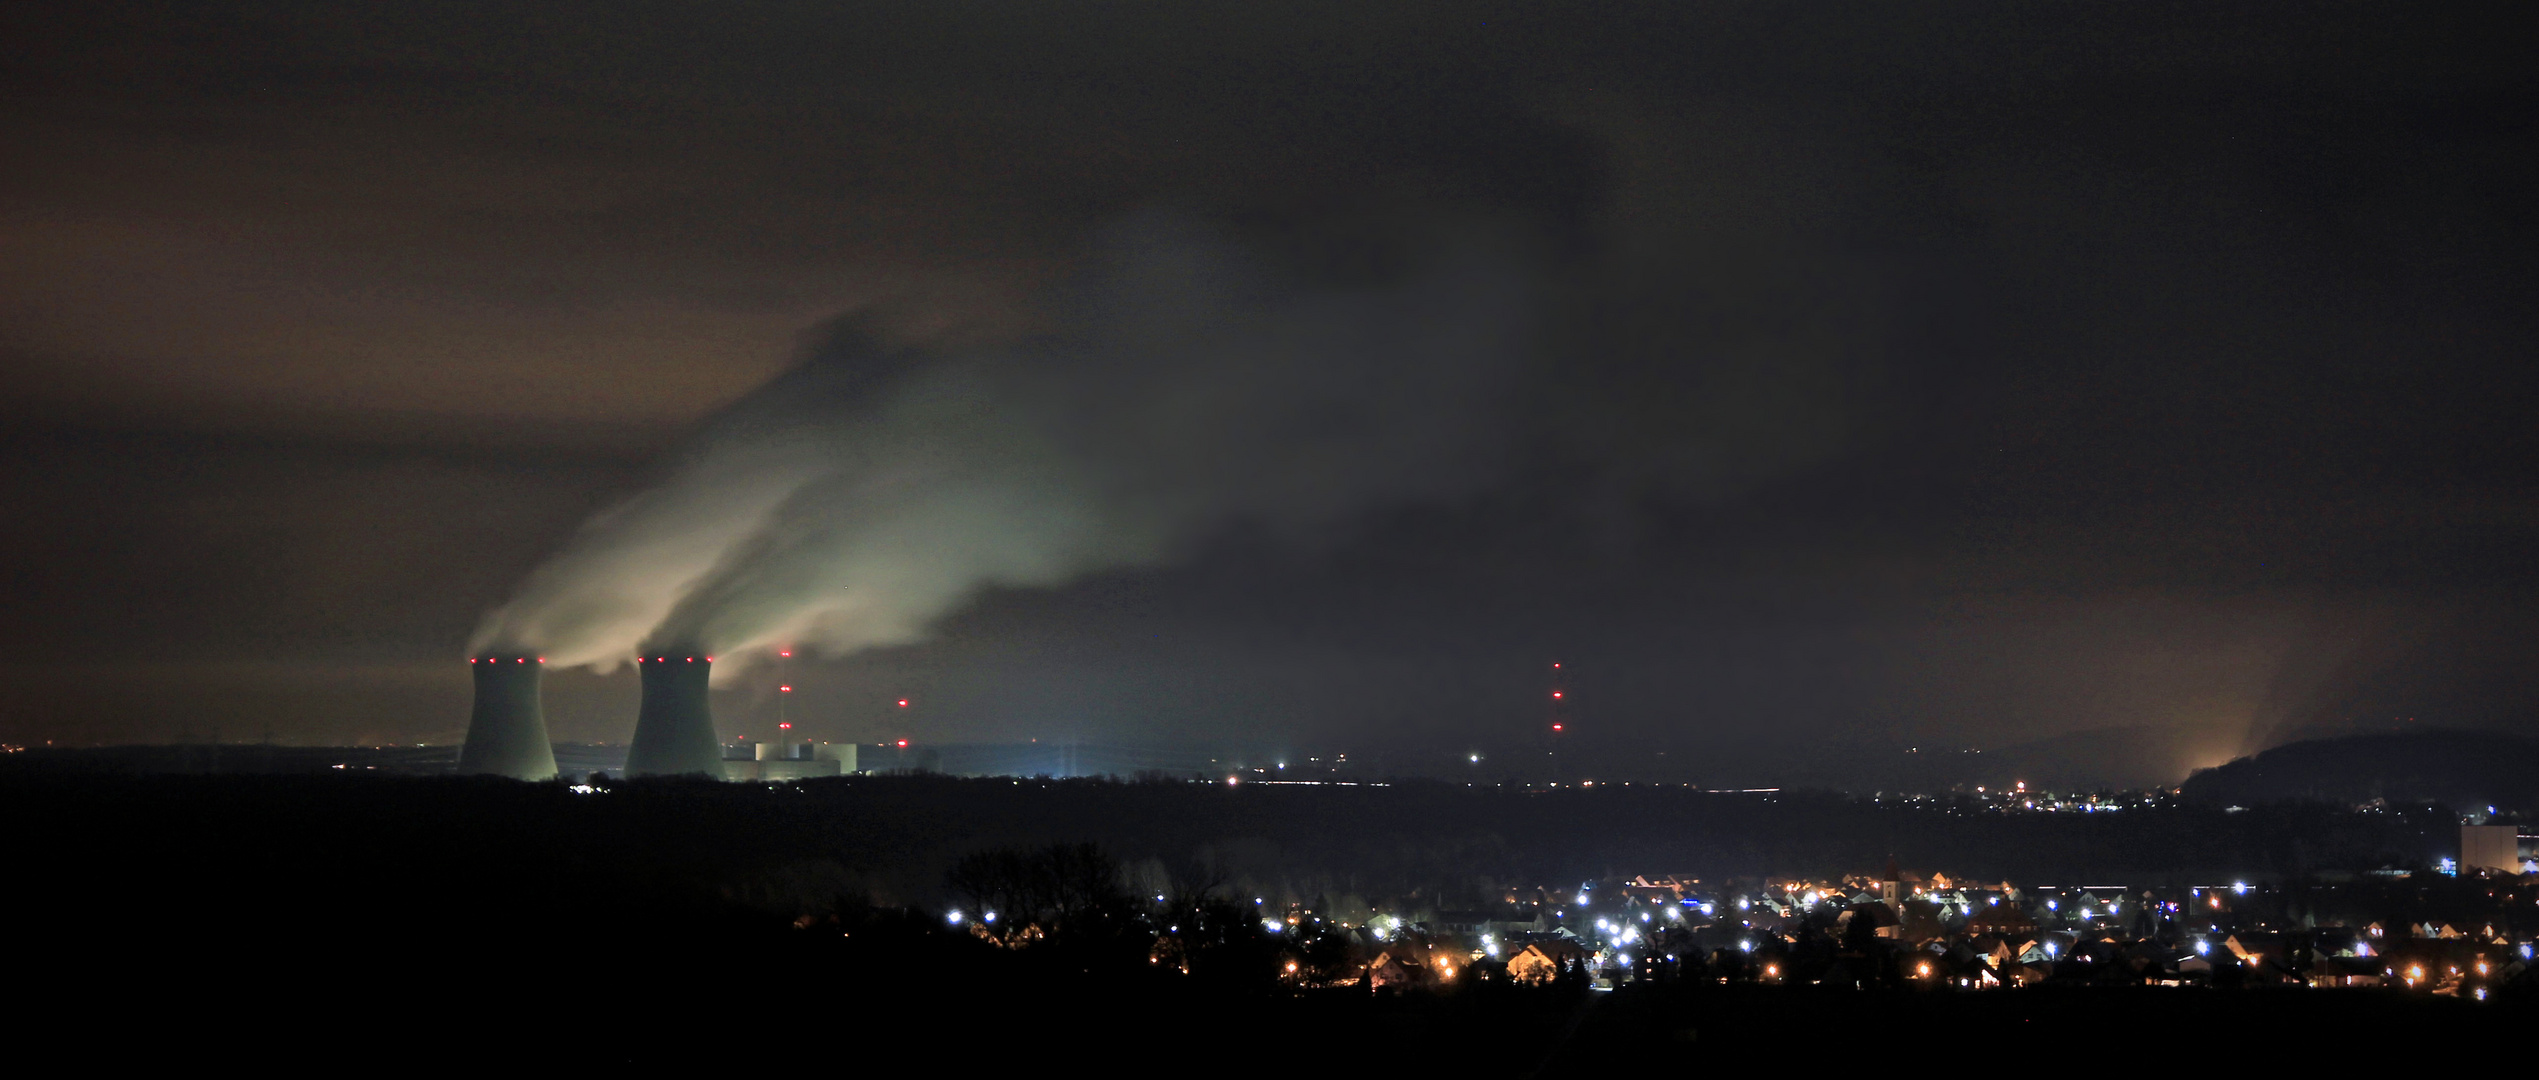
(471, 216, 1536, 672)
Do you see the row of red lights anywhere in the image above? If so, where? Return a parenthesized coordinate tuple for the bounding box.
(473, 649, 851, 663)
(469, 648, 826, 664)
(470, 650, 908, 703)
(484, 646, 918, 749)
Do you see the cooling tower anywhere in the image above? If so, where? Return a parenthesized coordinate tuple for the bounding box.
(458, 654, 559, 780)
(626, 651, 723, 776)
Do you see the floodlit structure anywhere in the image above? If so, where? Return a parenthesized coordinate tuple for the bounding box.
(458, 654, 558, 780)
(724, 741, 857, 781)
(2461, 823, 2524, 874)
(627, 650, 723, 777)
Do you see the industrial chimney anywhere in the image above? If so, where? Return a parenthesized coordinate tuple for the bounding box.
(627, 650, 724, 777)
(458, 654, 558, 780)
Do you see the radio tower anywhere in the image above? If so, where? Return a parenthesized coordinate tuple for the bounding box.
(1547, 660, 1568, 783)
(776, 647, 794, 759)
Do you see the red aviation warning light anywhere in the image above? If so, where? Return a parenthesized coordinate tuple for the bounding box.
(896, 739, 909, 748)
(779, 650, 791, 658)
(897, 698, 910, 708)
(779, 722, 791, 730)
(1551, 691, 1563, 700)
(1552, 723, 1564, 732)
(780, 685, 793, 693)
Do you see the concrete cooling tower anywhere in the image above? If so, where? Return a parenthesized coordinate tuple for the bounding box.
(458, 655, 558, 780)
(627, 651, 723, 777)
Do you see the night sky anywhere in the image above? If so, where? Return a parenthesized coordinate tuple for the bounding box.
(3, 3, 2533, 785)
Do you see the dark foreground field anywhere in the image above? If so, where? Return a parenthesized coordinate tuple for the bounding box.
(6, 772, 2506, 1068)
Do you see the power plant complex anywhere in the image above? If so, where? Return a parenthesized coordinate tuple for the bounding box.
(458, 649, 854, 781)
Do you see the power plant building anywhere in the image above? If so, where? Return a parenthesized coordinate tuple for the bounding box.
(724, 741, 857, 781)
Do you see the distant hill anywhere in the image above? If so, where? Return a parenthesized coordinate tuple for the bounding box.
(2178, 730, 2539, 811)
(1755, 724, 2238, 794)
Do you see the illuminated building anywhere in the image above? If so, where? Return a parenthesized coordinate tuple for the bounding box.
(723, 740, 857, 781)
(2460, 823, 2526, 874)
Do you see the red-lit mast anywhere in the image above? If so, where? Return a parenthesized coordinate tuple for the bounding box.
(1547, 660, 1568, 782)
(776, 647, 794, 757)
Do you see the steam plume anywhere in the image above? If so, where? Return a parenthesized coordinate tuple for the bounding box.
(471, 216, 1535, 671)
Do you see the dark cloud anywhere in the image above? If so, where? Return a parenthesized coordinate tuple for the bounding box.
(2, 3, 2534, 782)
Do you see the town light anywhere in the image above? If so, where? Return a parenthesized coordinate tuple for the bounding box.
(947, 910, 964, 925)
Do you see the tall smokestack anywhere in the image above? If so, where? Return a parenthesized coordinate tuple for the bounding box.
(459, 654, 558, 780)
(627, 650, 723, 777)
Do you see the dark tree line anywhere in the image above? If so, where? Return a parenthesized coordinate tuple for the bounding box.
(946, 842, 1129, 929)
